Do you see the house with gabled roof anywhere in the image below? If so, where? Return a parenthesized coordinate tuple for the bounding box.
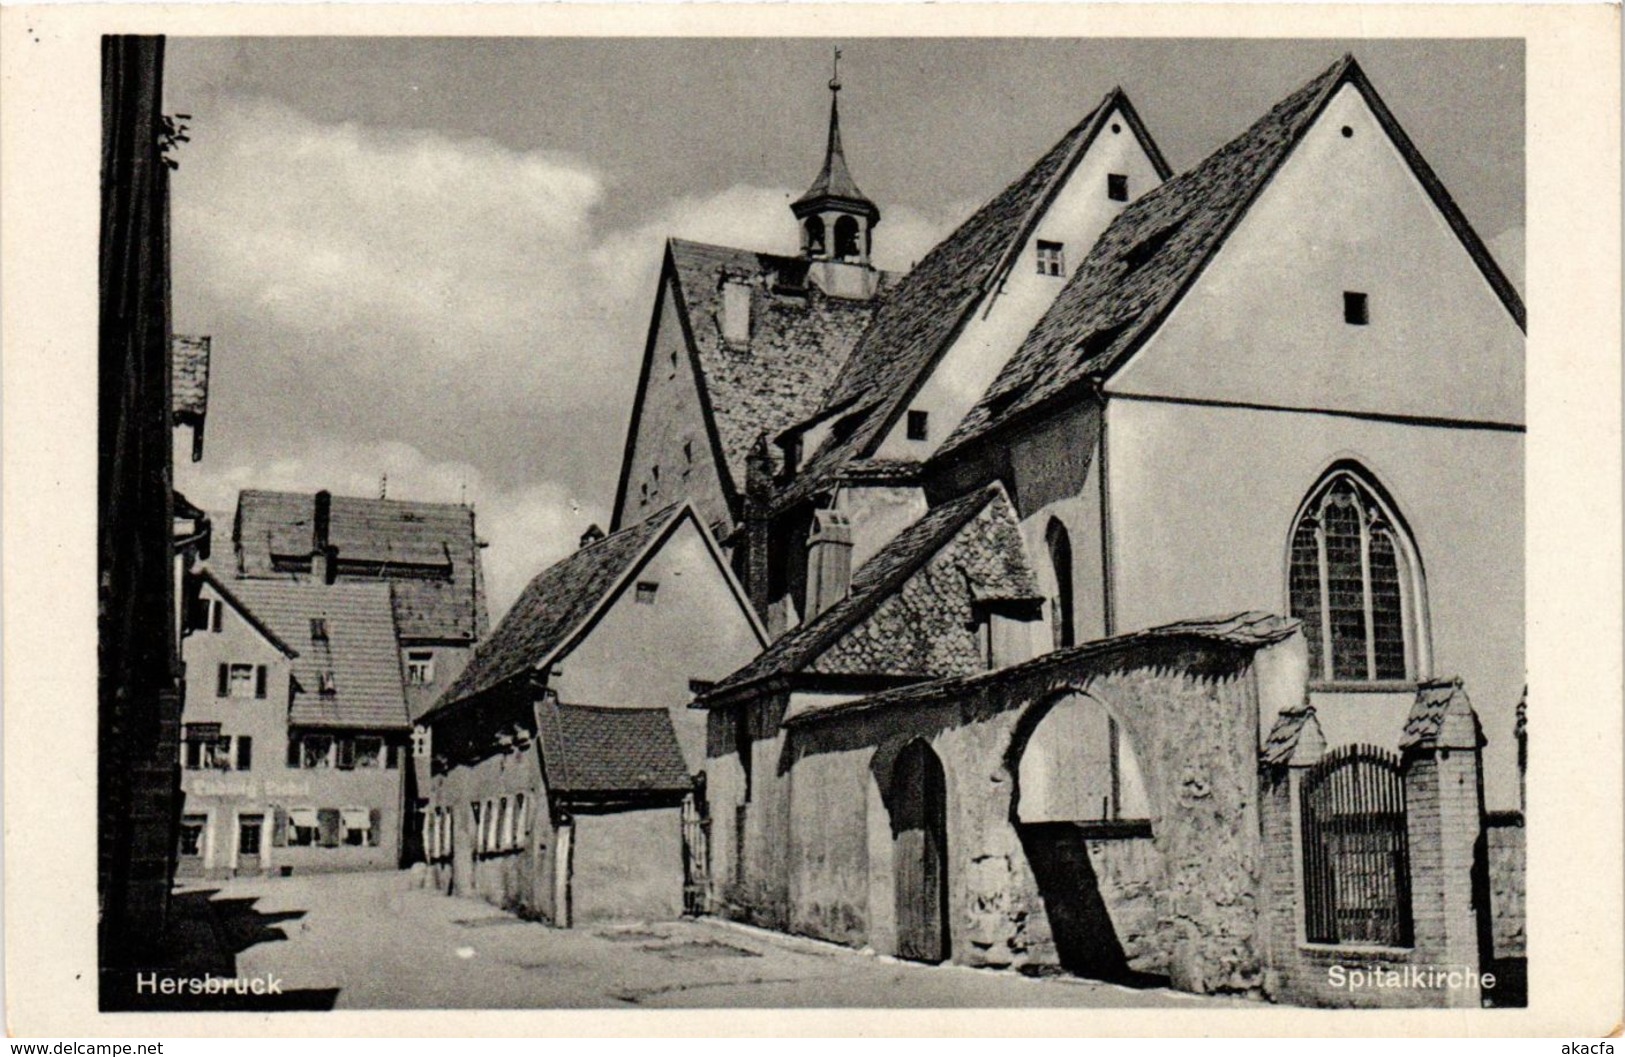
(928, 53, 1525, 812)
(176, 570, 413, 878)
(420, 501, 766, 924)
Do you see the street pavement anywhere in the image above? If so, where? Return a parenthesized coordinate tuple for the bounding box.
(172, 869, 1240, 1010)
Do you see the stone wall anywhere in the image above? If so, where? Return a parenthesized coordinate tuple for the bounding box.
(779, 632, 1289, 996)
(1486, 818, 1525, 959)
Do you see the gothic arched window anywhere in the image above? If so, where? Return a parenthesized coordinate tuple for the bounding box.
(803, 216, 826, 257)
(1046, 519, 1075, 649)
(833, 216, 861, 260)
(1288, 468, 1426, 684)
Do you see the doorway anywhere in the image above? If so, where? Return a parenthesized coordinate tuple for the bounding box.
(236, 814, 264, 875)
(892, 740, 949, 963)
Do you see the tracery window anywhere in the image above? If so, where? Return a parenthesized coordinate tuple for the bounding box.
(1288, 469, 1425, 684)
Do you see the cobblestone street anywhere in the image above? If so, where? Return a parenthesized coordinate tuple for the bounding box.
(149, 870, 1238, 1010)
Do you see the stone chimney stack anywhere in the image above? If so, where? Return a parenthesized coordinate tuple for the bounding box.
(312, 490, 337, 585)
(805, 506, 853, 619)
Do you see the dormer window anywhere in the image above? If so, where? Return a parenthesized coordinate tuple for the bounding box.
(310, 618, 328, 642)
(319, 670, 337, 695)
(635, 581, 659, 605)
(1107, 173, 1129, 202)
(906, 409, 929, 442)
(1036, 240, 1065, 277)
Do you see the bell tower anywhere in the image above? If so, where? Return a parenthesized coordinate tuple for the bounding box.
(792, 48, 882, 300)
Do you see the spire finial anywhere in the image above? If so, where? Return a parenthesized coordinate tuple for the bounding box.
(829, 45, 842, 93)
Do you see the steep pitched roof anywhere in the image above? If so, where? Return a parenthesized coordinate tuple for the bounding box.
(430, 505, 683, 715)
(700, 483, 1039, 704)
(943, 55, 1527, 458)
(775, 89, 1171, 512)
(223, 577, 410, 730)
(613, 240, 891, 527)
(535, 700, 691, 795)
(233, 489, 486, 643)
(793, 89, 879, 222)
(785, 611, 1300, 726)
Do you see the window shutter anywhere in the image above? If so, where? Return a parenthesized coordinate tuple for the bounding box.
(217, 663, 229, 697)
(369, 808, 382, 847)
(271, 807, 288, 847)
(318, 808, 340, 848)
(286, 737, 301, 768)
(236, 736, 253, 772)
(255, 665, 268, 699)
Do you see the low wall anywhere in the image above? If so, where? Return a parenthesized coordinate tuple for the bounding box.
(572, 805, 684, 923)
(781, 632, 1293, 996)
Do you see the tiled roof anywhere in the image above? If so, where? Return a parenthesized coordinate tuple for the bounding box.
(1261, 706, 1322, 767)
(785, 611, 1300, 726)
(171, 335, 210, 420)
(233, 489, 486, 644)
(776, 91, 1158, 512)
(1400, 678, 1483, 750)
(702, 484, 1038, 703)
(943, 55, 1526, 457)
(535, 700, 692, 795)
(222, 576, 410, 731)
(431, 506, 682, 714)
(665, 239, 888, 495)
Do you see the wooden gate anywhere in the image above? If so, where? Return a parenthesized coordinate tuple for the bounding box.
(680, 792, 710, 917)
(1300, 744, 1413, 946)
(893, 740, 949, 963)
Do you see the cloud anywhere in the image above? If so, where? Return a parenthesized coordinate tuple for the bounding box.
(170, 97, 961, 620)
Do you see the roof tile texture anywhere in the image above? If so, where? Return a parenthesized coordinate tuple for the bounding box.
(234, 489, 486, 643)
(535, 700, 691, 794)
(707, 484, 1037, 696)
(669, 239, 886, 488)
(222, 577, 410, 730)
(171, 335, 211, 420)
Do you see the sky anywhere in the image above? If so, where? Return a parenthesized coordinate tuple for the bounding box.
(164, 38, 1524, 621)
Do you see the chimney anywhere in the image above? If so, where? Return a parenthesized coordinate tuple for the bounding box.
(312, 490, 335, 584)
(579, 524, 606, 549)
(805, 507, 853, 619)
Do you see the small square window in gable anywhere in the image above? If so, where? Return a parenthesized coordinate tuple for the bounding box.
(1107, 173, 1129, 202)
(906, 409, 929, 442)
(1344, 291, 1370, 326)
(635, 581, 659, 605)
(1036, 240, 1065, 277)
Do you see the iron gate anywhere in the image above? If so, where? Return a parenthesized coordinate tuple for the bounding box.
(1300, 743, 1413, 946)
(680, 793, 711, 917)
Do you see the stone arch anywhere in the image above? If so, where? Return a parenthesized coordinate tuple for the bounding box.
(803, 215, 826, 257)
(1283, 458, 1431, 683)
(1007, 689, 1163, 985)
(833, 215, 862, 260)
